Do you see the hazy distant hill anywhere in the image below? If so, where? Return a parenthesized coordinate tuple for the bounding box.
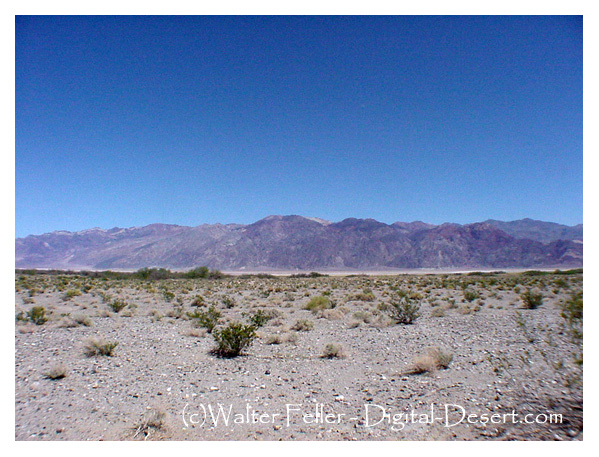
(15, 216, 583, 271)
(484, 218, 583, 244)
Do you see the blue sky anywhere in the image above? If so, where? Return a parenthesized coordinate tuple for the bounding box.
(15, 15, 583, 237)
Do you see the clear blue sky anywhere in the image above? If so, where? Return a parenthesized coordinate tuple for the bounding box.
(16, 15, 583, 237)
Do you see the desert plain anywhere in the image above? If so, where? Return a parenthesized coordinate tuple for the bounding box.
(14, 269, 583, 441)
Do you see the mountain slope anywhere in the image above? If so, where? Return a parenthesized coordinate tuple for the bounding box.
(484, 218, 583, 243)
(15, 216, 583, 270)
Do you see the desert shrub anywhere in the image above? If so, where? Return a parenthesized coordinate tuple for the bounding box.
(405, 347, 453, 374)
(265, 332, 297, 345)
(305, 295, 334, 312)
(73, 314, 92, 326)
(463, 289, 480, 302)
(43, 363, 68, 380)
(291, 319, 314, 331)
(352, 311, 372, 323)
(221, 296, 236, 308)
(190, 295, 206, 307)
(187, 305, 221, 333)
(26, 306, 48, 325)
(320, 308, 344, 320)
(84, 338, 119, 357)
(520, 289, 543, 309)
(211, 323, 257, 358)
(430, 308, 445, 318)
(161, 289, 175, 303)
(62, 289, 82, 301)
(561, 291, 583, 351)
(108, 298, 127, 313)
(246, 309, 272, 328)
(321, 343, 345, 359)
(350, 290, 376, 302)
(386, 294, 420, 324)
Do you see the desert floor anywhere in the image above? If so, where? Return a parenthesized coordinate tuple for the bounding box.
(15, 270, 583, 441)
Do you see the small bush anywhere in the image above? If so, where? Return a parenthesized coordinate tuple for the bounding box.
(211, 323, 257, 358)
(246, 309, 272, 328)
(221, 296, 236, 308)
(521, 289, 543, 309)
(386, 294, 420, 324)
(321, 343, 345, 359)
(63, 289, 82, 301)
(161, 290, 175, 303)
(561, 291, 583, 344)
(190, 295, 206, 307)
(187, 305, 221, 333)
(405, 347, 453, 375)
(430, 308, 445, 318)
(463, 289, 480, 302)
(27, 306, 48, 325)
(265, 332, 297, 345)
(73, 314, 92, 326)
(84, 338, 119, 357)
(305, 296, 333, 312)
(291, 319, 314, 331)
(43, 363, 68, 380)
(108, 299, 127, 313)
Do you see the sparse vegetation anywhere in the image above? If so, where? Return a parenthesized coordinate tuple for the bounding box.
(211, 322, 257, 358)
(305, 295, 334, 312)
(386, 292, 420, 324)
(321, 343, 346, 359)
(520, 289, 543, 309)
(14, 268, 583, 440)
(404, 346, 453, 374)
(108, 298, 128, 313)
(43, 363, 68, 380)
(291, 319, 314, 331)
(187, 305, 221, 333)
(26, 306, 48, 325)
(83, 338, 119, 357)
(133, 408, 166, 440)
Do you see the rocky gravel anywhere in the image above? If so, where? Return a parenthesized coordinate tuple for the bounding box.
(14, 272, 583, 440)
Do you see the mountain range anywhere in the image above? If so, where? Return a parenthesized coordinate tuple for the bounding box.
(15, 216, 583, 271)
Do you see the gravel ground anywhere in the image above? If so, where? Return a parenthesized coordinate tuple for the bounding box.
(14, 272, 583, 441)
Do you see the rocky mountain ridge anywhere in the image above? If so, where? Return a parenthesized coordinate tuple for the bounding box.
(15, 216, 583, 271)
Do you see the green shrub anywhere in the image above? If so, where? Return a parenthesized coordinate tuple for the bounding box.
(561, 291, 583, 343)
(246, 309, 272, 328)
(386, 294, 420, 324)
(63, 289, 82, 301)
(305, 295, 333, 312)
(27, 306, 48, 325)
(187, 305, 221, 333)
(108, 298, 127, 313)
(221, 296, 236, 308)
(161, 289, 175, 302)
(211, 323, 257, 358)
(521, 289, 543, 309)
(463, 289, 480, 302)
